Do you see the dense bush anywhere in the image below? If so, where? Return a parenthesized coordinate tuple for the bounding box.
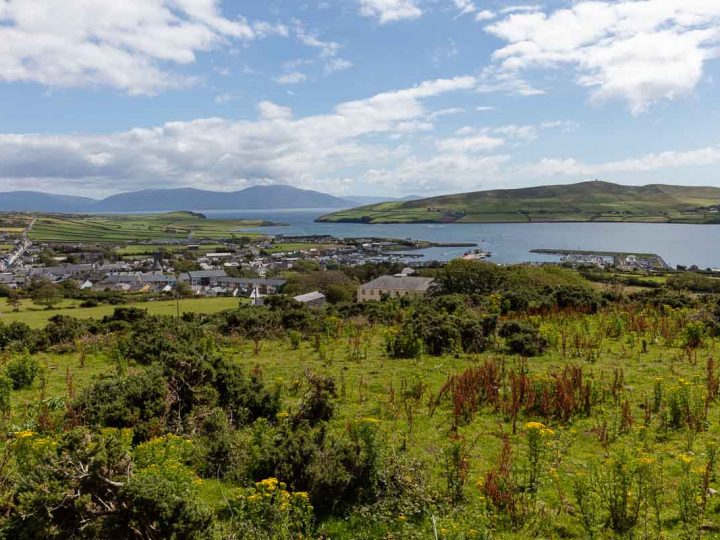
(387, 306, 495, 358)
(247, 419, 381, 516)
(0, 321, 32, 351)
(43, 315, 87, 346)
(1, 428, 216, 539)
(74, 370, 170, 442)
(5, 352, 41, 389)
(499, 320, 548, 357)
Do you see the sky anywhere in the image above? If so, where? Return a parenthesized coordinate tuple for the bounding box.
(1, 0, 720, 198)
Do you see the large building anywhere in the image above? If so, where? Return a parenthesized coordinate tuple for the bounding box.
(357, 275, 434, 302)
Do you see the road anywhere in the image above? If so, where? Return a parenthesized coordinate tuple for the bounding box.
(0, 218, 35, 271)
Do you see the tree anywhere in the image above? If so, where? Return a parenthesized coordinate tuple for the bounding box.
(435, 259, 506, 295)
(29, 279, 62, 309)
(176, 280, 194, 298)
(6, 289, 21, 312)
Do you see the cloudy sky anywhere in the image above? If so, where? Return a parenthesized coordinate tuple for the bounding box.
(1, 0, 720, 198)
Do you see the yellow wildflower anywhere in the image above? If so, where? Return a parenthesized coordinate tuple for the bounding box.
(525, 421, 546, 430)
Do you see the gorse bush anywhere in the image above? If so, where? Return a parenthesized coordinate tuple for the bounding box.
(386, 305, 495, 358)
(499, 320, 548, 356)
(5, 352, 41, 390)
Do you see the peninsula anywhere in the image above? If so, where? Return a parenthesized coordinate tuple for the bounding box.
(317, 181, 720, 224)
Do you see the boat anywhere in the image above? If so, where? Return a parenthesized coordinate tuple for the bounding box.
(461, 248, 492, 260)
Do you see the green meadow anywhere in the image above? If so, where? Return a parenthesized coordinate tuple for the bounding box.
(0, 297, 245, 328)
(28, 212, 269, 243)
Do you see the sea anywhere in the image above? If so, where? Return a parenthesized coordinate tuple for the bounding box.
(201, 208, 720, 269)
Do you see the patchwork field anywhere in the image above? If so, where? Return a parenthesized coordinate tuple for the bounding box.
(28, 212, 270, 243)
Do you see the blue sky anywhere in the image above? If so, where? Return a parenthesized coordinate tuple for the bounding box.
(1, 0, 720, 198)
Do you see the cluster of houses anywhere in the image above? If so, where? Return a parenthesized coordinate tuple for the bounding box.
(0, 232, 440, 309)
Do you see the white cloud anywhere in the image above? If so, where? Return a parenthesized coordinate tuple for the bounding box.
(493, 124, 537, 141)
(324, 58, 354, 74)
(359, 0, 423, 24)
(292, 21, 353, 76)
(452, 0, 477, 17)
(214, 92, 242, 104)
(0, 76, 476, 195)
(363, 153, 511, 194)
(475, 10, 496, 21)
(484, 0, 720, 113)
(0, 0, 286, 94)
(499, 5, 542, 15)
(450, 1, 495, 21)
(257, 101, 293, 121)
(274, 72, 307, 84)
(437, 134, 505, 152)
(522, 144, 720, 178)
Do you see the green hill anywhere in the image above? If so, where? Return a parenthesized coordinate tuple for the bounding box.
(317, 181, 720, 224)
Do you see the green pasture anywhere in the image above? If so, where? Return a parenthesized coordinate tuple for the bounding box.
(0, 297, 245, 327)
(263, 242, 347, 254)
(28, 212, 269, 243)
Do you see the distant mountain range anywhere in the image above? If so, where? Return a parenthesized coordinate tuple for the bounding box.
(0, 185, 356, 212)
(319, 181, 720, 224)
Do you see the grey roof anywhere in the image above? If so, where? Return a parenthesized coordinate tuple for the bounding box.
(359, 275, 434, 291)
(30, 264, 94, 275)
(180, 269, 227, 279)
(0, 274, 23, 284)
(140, 274, 176, 283)
(293, 291, 325, 303)
(100, 274, 142, 284)
(217, 277, 287, 287)
(99, 273, 175, 285)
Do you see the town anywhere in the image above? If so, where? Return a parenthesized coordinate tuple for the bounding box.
(0, 212, 452, 310)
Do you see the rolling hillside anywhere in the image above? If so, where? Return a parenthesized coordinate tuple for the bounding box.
(317, 181, 720, 224)
(0, 185, 353, 212)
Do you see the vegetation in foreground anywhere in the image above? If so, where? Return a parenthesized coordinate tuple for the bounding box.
(0, 261, 719, 538)
(318, 180, 720, 224)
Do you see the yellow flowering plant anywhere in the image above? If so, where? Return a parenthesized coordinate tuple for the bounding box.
(228, 478, 313, 539)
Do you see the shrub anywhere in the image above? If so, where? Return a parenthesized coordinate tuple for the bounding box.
(682, 321, 706, 349)
(227, 478, 314, 539)
(4, 428, 134, 539)
(293, 373, 336, 426)
(115, 463, 216, 539)
(0, 321, 32, 351)
(74, 370, 170, 442)
(246, 418, 382, 516)
(0, 375, 12, 419)
(43, 315, 86, 346)
(499, 320, 548, 357)
(386, 325, 423, 359)
(5, 352, 41, 390)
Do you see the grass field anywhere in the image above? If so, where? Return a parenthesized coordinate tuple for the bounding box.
(319, 181, 720, 224)
(263, 242, 347, 254)
(28, 212, 269, 243)
(5, 301, 720, 537)
(0, 297, 245, 327)
(114, 243, 227, 256)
